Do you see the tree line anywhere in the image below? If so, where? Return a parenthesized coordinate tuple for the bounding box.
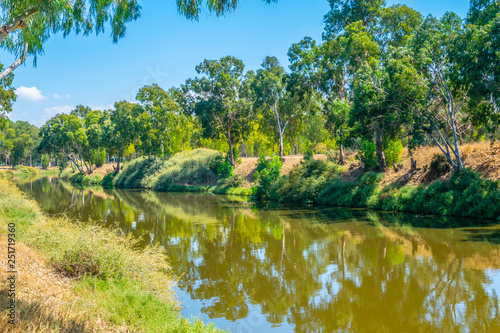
(2, 0, 499, 173)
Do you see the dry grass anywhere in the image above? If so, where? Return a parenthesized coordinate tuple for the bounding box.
(0, 179, 223, 333)
(90, 164, 117, 177)
(379, 141, 500, 187)
(0, 235, 116, 332)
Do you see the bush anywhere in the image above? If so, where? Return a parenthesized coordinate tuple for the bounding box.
(272, 159, 345, 204)
(429, 154, 450, 176)
(14, 165, 40, 176)
(357, 140, 378, 170)
(90, 174, 103, 185)
(115, 149, 221, 191)
(384, 139, 403, 167)
(209, 153, 234, 179)
(216, 174, 246, 188)
(41, 155, 50, 170)
(251, 155, 282, 202)
(101, 173, 115, 188)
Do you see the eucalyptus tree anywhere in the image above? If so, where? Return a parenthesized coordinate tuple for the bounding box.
(188, 56, 253, 167)
(251, 56, 314, 160)
(38, 113, 86, 173)
(456, 2, 500, 133)
(404, 13, 467, 170)
(103, 101, 140, 173)
(0, 0, 277, 79)
(289, 36, 353, 164)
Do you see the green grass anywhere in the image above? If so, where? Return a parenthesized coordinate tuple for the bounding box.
(270, 159, 345, 204)
(317, 169, 500, 220)
(14, 165, 40, 176)
(0, 179, 225, 332)
(115, 149, 225, 191)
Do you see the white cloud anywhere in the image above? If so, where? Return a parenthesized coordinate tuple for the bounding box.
(92, 104, 114, 111)
(53, 93, 70, 99)
(16, 86, 47, 101)
(44, 105, 74, 116)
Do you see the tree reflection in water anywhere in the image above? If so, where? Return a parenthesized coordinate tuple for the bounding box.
(18, 177, 500, 332)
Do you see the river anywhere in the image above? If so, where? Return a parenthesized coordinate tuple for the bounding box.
(16, 176, 500, 332)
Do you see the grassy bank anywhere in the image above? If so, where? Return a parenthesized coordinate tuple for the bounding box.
(271, 160, 500, 220)
(0, 178, 223, 332)
(60, 149, 251, 195)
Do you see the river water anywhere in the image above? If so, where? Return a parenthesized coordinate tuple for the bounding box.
(16, 176, 500, 332)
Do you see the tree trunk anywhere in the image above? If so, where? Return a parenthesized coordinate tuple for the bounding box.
(375, 125, 387, 172)
(279, 132, 284, 161)
(227, 132, 235, 167)
(339, 141, 345, 165)
(116, 156, 121, 174)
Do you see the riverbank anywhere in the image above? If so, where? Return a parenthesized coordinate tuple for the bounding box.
(59, 142, 500, 221)
(0, 178, 223, 332)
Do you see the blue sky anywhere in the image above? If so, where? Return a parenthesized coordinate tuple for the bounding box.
(8, 0, 470, 126)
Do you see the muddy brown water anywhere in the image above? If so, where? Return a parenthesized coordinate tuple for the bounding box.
(17, 176, 500, 332)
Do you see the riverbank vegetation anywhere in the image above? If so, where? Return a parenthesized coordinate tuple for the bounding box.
(0, 178, 222, 332)
(1, 1, 498, 221)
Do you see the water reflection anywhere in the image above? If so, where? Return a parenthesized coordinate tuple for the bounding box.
(18, 177, 500, 332)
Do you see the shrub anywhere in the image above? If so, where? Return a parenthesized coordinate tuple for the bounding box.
(209, 153, 234, 179)
(90, 174, 103, 185)
(429, 154, 450, 176)
(41, 155, 50, 170)
(101, 173, 115, 188)
(357, 140, 378, 170)
(272, 159, 345, 204)
(216, 174, 246, 188)
(69, 172, 85, 184)
(384, 139, 403, 167)
(251, 155, 282, 202)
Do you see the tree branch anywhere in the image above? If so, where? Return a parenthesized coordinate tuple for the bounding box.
(0, 43, 28, 81)
(0, 7, 38, 43)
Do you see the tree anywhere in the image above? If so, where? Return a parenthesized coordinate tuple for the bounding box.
(0, 0, 277, 80)
(251, 56, 312, 160)
(188, 56, 252, 167)
(136, 84, 189, 160)
(407, 14, 467, 170)
(104, 101, 140, 173)
(457, 6, 500, 132)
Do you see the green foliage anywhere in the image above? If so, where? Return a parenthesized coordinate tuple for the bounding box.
(101, 173, 115, 188)
(41, 154, 50, 170)
(317, 168, 500, 220)
(271, 159, 345, 204)
(90, 174, 103, 185)
(113, 157, 154, 189)
(92, 149, 106, 168)
(216, 174, 246, 188)
(13, 165, 39, 176)
(114, 149, 220, 191)
(69, 172, 85, 184)
(429, 153, 450, 176)
(209, 153, 234, 179)
(384, 138, 403, 166)
(251, 155, 282, 202)
(357, 140, 378, 170)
